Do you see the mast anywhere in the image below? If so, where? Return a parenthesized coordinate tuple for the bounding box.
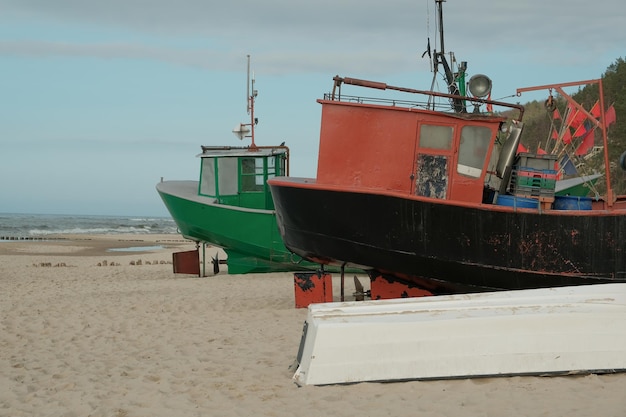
(233, 55, 258, 147)
(433, 0, 465, 113)
(437, 0, 446, 57)
(247, 54, 257, 148)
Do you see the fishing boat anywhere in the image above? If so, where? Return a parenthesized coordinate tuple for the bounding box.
(157, 56, 320, 275)
(268, 1, 626, 297)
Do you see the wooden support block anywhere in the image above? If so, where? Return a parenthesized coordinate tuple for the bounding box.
(294, 272, 333, 308)
(370, 273, 432, 300)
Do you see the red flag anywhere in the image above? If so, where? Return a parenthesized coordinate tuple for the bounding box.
(537, 147, 547, 155)
(517, 143, 527, 153)
(575, 129, 595, 156)
(571, 110, 586, 130)
(551, 128, 559, 140)
(605, 105, 616, 126)
(590, 101, 601, 118)
(486, 93, 493, 113)
(566, 103, 586, 130)
(562, 128, 572, 144)
(553, 107, 561, 120)
(573, 123, 587, 138)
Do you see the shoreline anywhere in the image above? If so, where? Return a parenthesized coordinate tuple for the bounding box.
(0, 233, 193, 257)
(2, 234, 625, 416)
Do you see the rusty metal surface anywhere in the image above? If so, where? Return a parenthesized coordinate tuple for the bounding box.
(172, 249, 200, 276)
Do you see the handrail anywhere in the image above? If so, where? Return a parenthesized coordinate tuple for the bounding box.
(331, 76, 525, 121)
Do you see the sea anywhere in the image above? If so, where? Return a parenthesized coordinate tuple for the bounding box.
(0, 213, 178, 240)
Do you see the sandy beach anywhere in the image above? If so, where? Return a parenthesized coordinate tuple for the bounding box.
(1, 234, 625, 417)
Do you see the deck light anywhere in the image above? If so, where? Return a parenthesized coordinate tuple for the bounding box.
(468, 74, 492, 98)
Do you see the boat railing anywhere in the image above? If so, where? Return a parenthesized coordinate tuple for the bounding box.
(328, 76, 524, 121)
(200, 145, 288, 154)
(322, 92, 464, 113)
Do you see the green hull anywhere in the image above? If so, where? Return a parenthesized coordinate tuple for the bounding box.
(157, 180, 319, 274)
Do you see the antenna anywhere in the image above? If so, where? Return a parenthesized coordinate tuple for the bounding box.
(246, 55, 251, 114)
(437, 0, 445, 55)
(233, 54, 258, 147)
(431, 0, 465, 113)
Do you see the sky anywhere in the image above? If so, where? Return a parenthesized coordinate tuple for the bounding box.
(1, 0, 625, 217)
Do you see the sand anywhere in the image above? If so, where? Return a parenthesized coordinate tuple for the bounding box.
(1, 234, 625, 417)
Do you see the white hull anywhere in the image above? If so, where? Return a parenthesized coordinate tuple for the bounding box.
(293, 284, 626, 386)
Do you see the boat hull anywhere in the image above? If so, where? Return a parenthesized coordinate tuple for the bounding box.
(269, 178, 626, 293)
(293, 283, 626, 385)
(157, 180, 318, 274)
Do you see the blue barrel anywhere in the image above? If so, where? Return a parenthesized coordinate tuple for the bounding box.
(495, 195, 539, 209)
(553, 196, 592, 210)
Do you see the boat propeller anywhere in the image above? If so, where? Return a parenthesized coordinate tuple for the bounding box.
(353, 276, 371, 301)
(211, 253, 227, 275)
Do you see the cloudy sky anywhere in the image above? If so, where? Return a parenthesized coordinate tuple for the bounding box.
(1, 0, 624, 216)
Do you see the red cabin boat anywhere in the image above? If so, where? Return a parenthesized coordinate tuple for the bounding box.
(268, 2, 625, 298)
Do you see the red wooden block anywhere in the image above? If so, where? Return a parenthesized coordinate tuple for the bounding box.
(294, 272, 333, 308)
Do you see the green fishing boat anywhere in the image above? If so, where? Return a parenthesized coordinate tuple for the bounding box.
(156, 57, 320, 275)
(157, 146, 308, 274)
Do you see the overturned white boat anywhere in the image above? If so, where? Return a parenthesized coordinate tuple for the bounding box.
(293, 284, 626, 386)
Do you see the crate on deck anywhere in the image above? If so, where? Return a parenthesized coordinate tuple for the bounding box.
(515, 152, 558, 171)
(511, 167, 557, 192)
(510, 153, 558, 203)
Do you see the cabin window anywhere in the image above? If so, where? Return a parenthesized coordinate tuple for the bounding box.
(241, 157, 265, 192)
(274, 154, 287, 177)
(457, 126, 492, 178)
(267, 157, 276, 179)
(199, 158, 216, 196)
(218, 158, 238, 195)
(419, 124, 453, 150)
(416, 154, 448, 199)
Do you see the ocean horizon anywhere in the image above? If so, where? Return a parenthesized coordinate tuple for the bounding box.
(0, 212, 178, 239)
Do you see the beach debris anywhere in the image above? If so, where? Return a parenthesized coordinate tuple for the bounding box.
(32, 262, 72, 267)
(128, 259, 169, 265)
(96, 260, 120, 266)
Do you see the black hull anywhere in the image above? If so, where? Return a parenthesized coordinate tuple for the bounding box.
(270, 182, 626, 294)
